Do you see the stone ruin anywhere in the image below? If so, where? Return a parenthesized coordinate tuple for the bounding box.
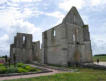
(10, 33, 40, 63)
(41, 7, 93, 66)
(10, 6, 93, 66)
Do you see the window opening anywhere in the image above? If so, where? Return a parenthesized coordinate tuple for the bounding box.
(73, 34, 75, 42)
(53, 30, 56, 37)
(23, 36, 25, 44)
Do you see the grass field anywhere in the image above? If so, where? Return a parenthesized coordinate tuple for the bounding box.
(4, 68, 106, 81)
(93, 55, 106, 62)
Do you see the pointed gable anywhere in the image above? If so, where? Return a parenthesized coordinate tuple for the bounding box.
(63, 6, 84, 27)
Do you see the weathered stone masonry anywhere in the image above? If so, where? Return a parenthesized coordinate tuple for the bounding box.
(10, 33, 40, 63)
(10, 7, 93, 66)
(41, 7, 93, 66)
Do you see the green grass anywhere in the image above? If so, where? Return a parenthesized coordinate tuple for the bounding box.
(93, 55, 106, 62)
(4, 68, 106, 81)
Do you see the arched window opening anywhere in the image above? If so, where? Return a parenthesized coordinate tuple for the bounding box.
(23, 36, 25, 44)
(53, 30, 56, 37)
(76, 29, 78, 35)
(73, 34, 75, 42)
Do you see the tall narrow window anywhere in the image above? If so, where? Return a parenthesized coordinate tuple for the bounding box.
(76, 29, 78, 35)
(53, 30, 56, 37)
(23, 36, 25, 44)
(73, 34, 75, 42)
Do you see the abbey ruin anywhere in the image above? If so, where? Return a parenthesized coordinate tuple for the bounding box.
(10, 7, 93, 66)
(10, 33, 40, 63)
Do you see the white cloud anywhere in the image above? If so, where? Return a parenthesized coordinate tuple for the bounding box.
(59, 0, 106, 11)
(91, 38, 106, 54)
(0, 0, 106, 56)
(0, 0, 43, 56)
(0, 34, 9, 56)
(90, 0, 106, 6)
(81, 15, 89, 24)
(90, 22, 106, 54)
(45, 11, 65, 25)
(0, 0, 7, 4)
(0, 34, 9, 42)
(59, 0, 85, 11)
(90, 0, 101, 6)
(38, 11, 65, 25)
(11, 0, 42, 3)
(45, 11, 64, 19)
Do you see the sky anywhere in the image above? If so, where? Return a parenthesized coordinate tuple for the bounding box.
(0, 0, 106, 56)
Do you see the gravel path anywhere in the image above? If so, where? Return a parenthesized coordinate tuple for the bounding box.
(94, 62, 106, 66)
(0, 66, 63, 81)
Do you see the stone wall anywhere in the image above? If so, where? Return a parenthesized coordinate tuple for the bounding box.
(10, 6, 93, 66)
(32, 41, 41, 62)
(42, 6, 93, 66)
(10, 33, 40, 63)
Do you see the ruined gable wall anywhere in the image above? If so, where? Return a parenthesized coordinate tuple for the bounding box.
(64, 22, 92, 64)
(64, 23, 85, 64)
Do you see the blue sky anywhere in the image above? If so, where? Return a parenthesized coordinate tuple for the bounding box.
(0, 0, 106, 56)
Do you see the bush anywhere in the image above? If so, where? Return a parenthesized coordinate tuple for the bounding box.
(24, 65, 41, 72)
(0, 63, 41, 74)
(30, 67, 41, 72)
(24, 65, 31, 71)
(7, 67, 18, 73)
(16, 63, 25, 67)
(17, 67, 28, 73)
(0, 66, 7, 74)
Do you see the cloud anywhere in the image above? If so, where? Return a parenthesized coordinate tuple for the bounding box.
(0, 0, 7, 4)
(91, 38, 106, 54)
(58, 0, 106, 11)
(0, 0, 106, 56)
(9, 0, 42, 3)
(90, 19, 106, 55)
(0, 34, 9, 43)
(59, 0, 85, 11)
(44, 11, 65, 25)
(45, 11, 64, 19)
(90, 0, 106, 6)
(0, 34, 9, 56)
(0, 0, 43, 56)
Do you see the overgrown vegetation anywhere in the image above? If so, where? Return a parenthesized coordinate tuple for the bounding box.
(0, 63, 41, 74)
(4, 67, 106, 81)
